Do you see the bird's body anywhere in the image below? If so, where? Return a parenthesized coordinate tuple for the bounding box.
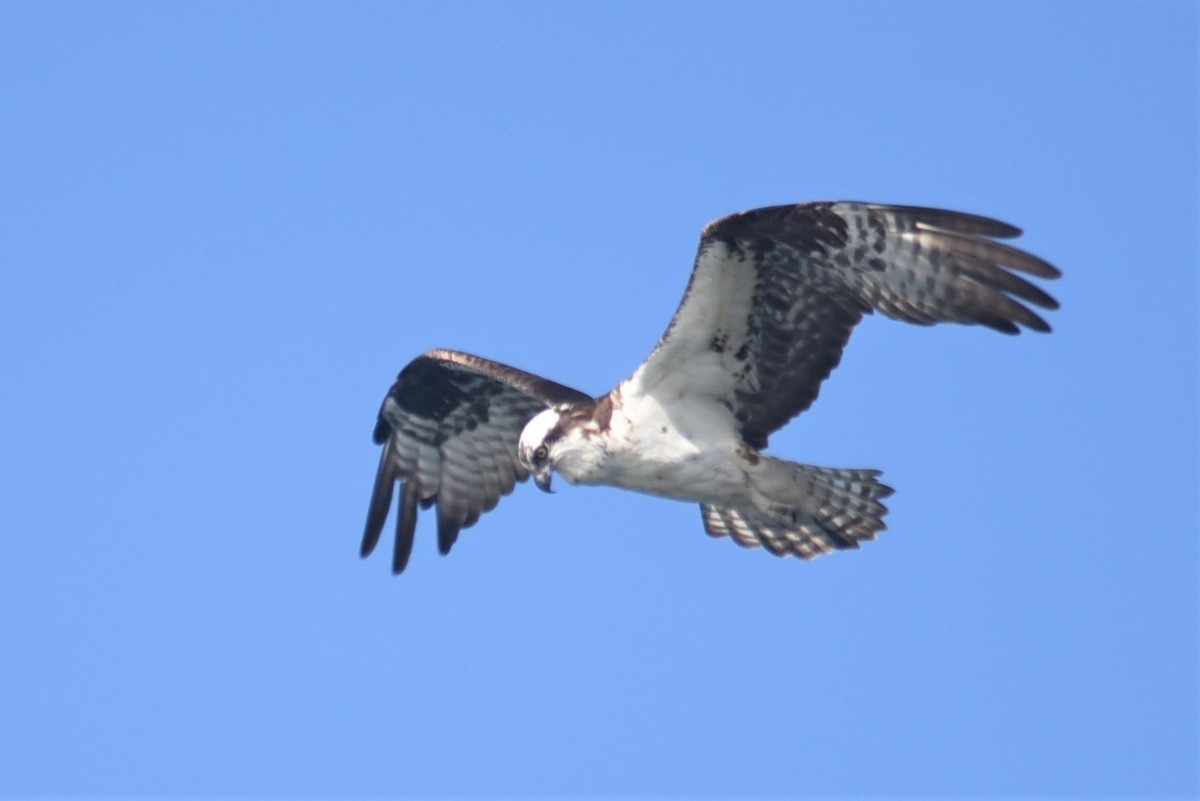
(363, 201, 1059, 574)
(535, 383, 748, 503)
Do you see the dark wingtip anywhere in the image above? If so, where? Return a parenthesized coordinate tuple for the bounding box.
(361, 443, 397, 558)
(360, 526, 381, 558)
(372, 416, 392, 445)
(982, 318, 1021, 336)
(1027, 317, 1052, 334)
(392, 482, 418, 574)
(361, 496, 384, 556)
(1012, 308, 1053, 334)
(864, 202, 1026, 239)
(391, 553, 408, 574)
(437, 516, 460, 556)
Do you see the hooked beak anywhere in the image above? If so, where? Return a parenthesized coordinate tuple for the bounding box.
(533, 466, 553, 494)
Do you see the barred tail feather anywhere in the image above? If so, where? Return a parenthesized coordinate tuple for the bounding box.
(700, 463, 894, 560)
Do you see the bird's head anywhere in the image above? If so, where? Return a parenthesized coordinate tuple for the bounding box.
(518, 408, 565, 493)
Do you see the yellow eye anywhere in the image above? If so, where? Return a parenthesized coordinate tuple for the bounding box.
(533, 445, 548, 461)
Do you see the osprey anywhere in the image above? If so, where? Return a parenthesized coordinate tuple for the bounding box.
(363, 201, 1059, 574)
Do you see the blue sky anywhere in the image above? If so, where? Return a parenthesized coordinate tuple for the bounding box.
(0, 1, 1195, 797)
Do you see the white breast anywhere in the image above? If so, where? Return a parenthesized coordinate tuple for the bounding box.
(574, 381, 750, 505)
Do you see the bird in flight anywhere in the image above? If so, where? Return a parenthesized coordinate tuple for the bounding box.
(362, 201, 1059, 574)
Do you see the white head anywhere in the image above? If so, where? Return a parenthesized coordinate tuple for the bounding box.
(517, 408, 563, 492)
(517, 405, 608, 492)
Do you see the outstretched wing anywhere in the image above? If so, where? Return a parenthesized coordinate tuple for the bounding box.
(628, 202, 1060, 449)
(363, 349, 590, 573)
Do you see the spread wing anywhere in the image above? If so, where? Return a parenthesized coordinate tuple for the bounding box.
(363, 349, 590, 573)
(628, 201, 1060, 449)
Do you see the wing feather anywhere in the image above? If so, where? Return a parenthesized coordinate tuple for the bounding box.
(629, 202, 1060, 448)
(393, 480, 420, 574)
(361, 438, 398, 558)
(363, 349, 590, 573)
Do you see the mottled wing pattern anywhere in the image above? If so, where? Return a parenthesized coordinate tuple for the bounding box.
(363, 349, 590, 573)
(633, 202, 1060, 449)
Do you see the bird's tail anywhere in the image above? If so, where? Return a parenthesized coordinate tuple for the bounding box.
(700, 459, 894, 560)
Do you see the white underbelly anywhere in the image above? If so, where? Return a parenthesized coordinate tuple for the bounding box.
(582, 431, 750, 506)
(559, 384, 753, 505)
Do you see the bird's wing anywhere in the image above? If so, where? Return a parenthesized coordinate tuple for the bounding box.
(363, 349, 590, 573)
(626, 201, 1060, 448)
